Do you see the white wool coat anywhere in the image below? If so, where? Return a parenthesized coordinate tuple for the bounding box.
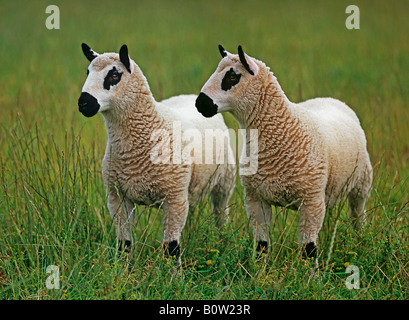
(81, 51, 235, 251)
(198, 49, 372, 256)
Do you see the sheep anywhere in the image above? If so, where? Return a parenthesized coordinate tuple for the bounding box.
(78, 44, 236, 259)
(195, 45, 372, 263)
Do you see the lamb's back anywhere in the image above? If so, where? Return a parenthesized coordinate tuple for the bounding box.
(156, 94, 235, 205)
(157, 94, 228, 132)
(296, 97, 369, 207)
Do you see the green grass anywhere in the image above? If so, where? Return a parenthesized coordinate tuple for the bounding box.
(0, 0, 408, 299)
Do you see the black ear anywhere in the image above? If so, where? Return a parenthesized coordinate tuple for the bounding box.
(81, 43, 98, 62)
(218, 44, 227, 58)
(119, 45, 131, 73)
(238, 45, 254, 76)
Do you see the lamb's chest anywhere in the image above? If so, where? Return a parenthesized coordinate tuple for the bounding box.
(103, 156, 164, 206)
(242, 173, 300, 209)
(122, 170, 165, 204)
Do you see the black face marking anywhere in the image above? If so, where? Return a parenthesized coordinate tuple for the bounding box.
(86, 69, 89, 76)
(221, 68, 241, 91)
(103, 67, 123, 90)
(303, 242, 317, 260)
(164, 240, 180, 259)
(195, 92, 218, 118)
(78, 92, 100, 117)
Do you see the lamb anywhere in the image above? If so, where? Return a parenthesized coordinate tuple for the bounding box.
(78, 44, 235, 259)
(195, 45, 372, 263)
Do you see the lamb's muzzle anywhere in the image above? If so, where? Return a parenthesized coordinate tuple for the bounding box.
(78, 92, 100, 117)
(195, 92, 218, 118)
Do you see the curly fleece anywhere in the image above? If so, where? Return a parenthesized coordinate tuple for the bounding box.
(198, 48, 372, 258)
(81, 50, 236, 255)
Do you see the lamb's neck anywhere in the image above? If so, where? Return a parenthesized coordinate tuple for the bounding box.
(103, 93, 165, 155)
(241, 76, 298, 151)
(244, 75, 292, 125)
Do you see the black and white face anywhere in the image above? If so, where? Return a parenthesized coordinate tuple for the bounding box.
(78, 44, 132, 117)
(195, 45, 259, 119)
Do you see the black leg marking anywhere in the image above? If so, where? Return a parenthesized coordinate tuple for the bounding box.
(164, 240, 180, 259)
(303, 242, 317, 260)
(256, 240, 268, 254)
(119, 240, 131, 254)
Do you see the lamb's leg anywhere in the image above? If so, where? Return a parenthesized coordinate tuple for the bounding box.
(298, 193, 326, 264)
(210, 187, 229, 228)
(162, 192, 189, 260)
(348, 163, 372, 231)
(210, 173, 235, 229)
(245, 190, 272, 253)
(107, 189, 135, 253)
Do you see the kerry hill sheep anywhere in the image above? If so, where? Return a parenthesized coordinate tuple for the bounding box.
(78, 44, 235, 258)
(196, 45, 372, 262)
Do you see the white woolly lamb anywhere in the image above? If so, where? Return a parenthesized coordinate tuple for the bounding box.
(196, 45, 372, 262)
(78, 44, 235, 258)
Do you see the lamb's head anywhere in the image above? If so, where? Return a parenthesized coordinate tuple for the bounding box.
(78, 43, 136, 117)
(196, 45, 263, 121)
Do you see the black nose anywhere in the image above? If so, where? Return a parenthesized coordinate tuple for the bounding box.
(78, 92, 100, 117)
(195, 92, 218, 118)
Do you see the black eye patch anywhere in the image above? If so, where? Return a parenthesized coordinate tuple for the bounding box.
(221, 68, 241, 91)
(103, 67, 122, 90)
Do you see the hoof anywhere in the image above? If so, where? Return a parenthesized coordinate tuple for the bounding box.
(256, 240, 268, 254)
(163, 240, 181, 259)
(302, 242, 317, 260)
(119, 240, 131, 254)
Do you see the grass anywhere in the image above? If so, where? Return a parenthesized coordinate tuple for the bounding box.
(0, 0, 408, 299)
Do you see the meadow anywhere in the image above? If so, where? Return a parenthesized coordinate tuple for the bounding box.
(0, 0, 408, 300)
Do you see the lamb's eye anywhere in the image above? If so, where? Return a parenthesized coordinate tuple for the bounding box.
(103, 67, 123, 90)
(221, 68, 241, 91)
(111, 71, 119, 80)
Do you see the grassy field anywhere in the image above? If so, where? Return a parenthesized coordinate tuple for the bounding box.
(0, 0, 408, 300)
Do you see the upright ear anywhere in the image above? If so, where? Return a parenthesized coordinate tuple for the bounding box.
(218, 44, 227, 58)
(218, 44, 233, 58)
(238, 45, 259, 76)
(119, 44, 131, 73)
(81, 43, 99, 62)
